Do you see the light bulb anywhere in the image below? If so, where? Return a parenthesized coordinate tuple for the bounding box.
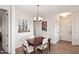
(38, 17, 41, 21)
(34, 17, 36, 20)
(40, 17, 43, 20)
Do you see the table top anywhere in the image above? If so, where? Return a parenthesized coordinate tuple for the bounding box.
(27, 37, 43, 46)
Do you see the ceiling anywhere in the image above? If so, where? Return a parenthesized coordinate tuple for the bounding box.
(15, 5, 79, 16)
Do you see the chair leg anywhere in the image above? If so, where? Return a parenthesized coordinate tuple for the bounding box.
(44, 48, 49, 54)
(42, 50, 44, 54)
(23, 50, 26, 54)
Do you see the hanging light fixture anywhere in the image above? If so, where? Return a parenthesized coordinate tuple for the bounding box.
(34, 5, 43, 21)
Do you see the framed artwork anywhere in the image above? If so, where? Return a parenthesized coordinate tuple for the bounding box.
(18, 19, 30, 33)
(42, 21, 47, 31)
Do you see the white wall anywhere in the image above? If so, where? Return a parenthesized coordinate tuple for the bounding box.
(35, 12, 79, 45)
(15, 8, 34, 48)
(72, 13, 79, 45)
(35, 13, 78, 45)
(35, 14, 59, 44)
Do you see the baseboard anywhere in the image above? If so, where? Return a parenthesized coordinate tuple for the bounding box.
(60, 40, 72, 43)
(72, 42, 79, 46)
(60, 39, 72, 42)
(9, 51, 16, 54)
(51, 40, 60, 44)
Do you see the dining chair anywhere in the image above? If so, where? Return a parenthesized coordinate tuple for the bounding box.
(36, 38, 49, 53)
(22, 39, 34, 54)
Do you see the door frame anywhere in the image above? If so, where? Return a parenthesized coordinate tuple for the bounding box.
(0, 6, 11, 53)
(2, 10, 8, 52)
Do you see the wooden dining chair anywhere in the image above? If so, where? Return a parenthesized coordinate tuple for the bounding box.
(22, 40, 34, 54)
(36, 38, 49, 53)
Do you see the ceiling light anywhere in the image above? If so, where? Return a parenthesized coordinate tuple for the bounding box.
(34, 5, 43, 21)
(59, 12, 71, 17)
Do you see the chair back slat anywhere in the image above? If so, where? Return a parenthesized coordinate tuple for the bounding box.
(43, 38, 48, 44)
(22, 40, 29, 48)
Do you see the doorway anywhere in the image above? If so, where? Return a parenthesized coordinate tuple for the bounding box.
(55, 14, 72, 42)
(59, 15, 72, 42)
(0, 9, 8, 53)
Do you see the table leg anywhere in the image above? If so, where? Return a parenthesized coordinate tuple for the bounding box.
(48, 38, 51, 52)
(34, 46, 36, 54)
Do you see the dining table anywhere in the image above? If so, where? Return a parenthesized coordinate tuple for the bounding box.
(27, 37, 51, 53)
(27, 37, 43, 53)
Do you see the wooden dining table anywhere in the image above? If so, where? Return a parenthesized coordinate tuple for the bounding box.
(27, 37, 43, 53)
(27, 37, 51, 53)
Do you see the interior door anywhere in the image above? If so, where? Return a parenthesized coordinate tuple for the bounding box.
(2, 10, 8, 52)
(60, 16, 72, 42)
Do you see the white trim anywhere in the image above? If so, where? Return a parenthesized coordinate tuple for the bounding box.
(0, 6, 11, 53)
(10, 5, 15, 54)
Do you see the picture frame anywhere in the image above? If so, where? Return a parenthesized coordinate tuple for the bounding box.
(42, 21, 47, 31)
(18, 19, 30, 33)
